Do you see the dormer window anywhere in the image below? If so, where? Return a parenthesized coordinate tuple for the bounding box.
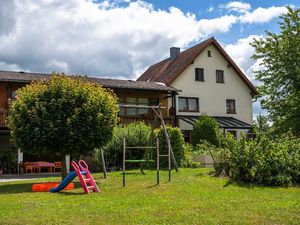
(195, 68, 204, 81)
(207, 50, 211, 57)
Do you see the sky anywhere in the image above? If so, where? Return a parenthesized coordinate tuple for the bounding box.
(0, 0, 298, 118)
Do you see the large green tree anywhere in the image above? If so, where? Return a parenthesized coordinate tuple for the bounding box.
(8, 73, 119, 176)
(251, 7, 300, 136)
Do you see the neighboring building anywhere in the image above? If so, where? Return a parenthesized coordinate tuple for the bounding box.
(0, 71, 178, 173)
(138, 37, 258, 141)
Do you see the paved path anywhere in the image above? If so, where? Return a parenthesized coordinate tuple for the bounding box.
(0, 173, 60, 183)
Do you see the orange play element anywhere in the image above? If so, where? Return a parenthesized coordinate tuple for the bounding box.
(32, 182, 74, 192)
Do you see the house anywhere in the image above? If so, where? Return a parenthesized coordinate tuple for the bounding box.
(0, 71, 178, 174)
(137, 37, 258, 141)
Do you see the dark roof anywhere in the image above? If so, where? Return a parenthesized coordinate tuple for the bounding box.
(137, 37, 258, 95)
(0, 71, 179, 92)
(178, 115, 253, 129)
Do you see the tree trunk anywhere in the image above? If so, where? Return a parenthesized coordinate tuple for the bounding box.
(61, 156, 67, 180)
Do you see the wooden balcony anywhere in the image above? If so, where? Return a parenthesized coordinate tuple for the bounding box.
(0, 109, 174, 129)
(0, 109, 8, 128)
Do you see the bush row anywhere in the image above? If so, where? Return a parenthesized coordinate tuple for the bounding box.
(99, 122, 194, 170)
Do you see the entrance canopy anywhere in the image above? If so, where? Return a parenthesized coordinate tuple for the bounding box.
(178, 116, 253, 129)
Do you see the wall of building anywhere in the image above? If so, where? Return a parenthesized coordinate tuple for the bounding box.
(171, 44, 253, 125)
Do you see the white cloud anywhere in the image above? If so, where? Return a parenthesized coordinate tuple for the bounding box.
(220, 1, 251, 14)
(224, 35, 262, 84)
(239, 6, 288, 24)
(198, 15, 237, 35)
(0, 0, 238, 79)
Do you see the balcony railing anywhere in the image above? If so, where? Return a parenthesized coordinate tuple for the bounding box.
(0, 109, 174, 129)
(0, 109, 8, 127)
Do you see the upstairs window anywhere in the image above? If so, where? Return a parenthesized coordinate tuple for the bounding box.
(179, 97, 199, 112)
(207, 50, 211, 57)
(137, 98, 148, 115)
(126, 97, 137, 116)
(216, 70, 224, 83)
(226, 99, 236, 114)
(118, 97, 125, 116)
(195, 68, 204, 81)
(149, 98, 159, 106)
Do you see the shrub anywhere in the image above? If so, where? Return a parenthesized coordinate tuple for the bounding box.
(180, 144, 198, 168)
(192, 114, 221, 147)
(154, 125, 185, 167)
(229, 133, 300, 186)
(101, 122, 152, 169)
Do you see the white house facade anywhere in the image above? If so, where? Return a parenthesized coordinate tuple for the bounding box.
(138, 37, 258, 141)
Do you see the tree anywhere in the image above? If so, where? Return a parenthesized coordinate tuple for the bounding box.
(253, 114, 270, 134)
(192, 114, 220, 147)
(8, 73, 119, 178)
(251, 7, 300, 136)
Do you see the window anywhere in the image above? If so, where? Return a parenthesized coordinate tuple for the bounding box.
(195, 68, 204, 81)
(118, 97, 157, 116)
(11, 90, 17, 100)
(149, 98, 159, 106)
(207, 50, 211, 57)
(118, 97, 125, 116)
(126, 97, 137, 116)
(216, 70, 224, 83)
(182, 130, 191, 143)
(138, 98, 148, 115)
(227, 130, 237, 139)
(226, 99, 236, 114)
(178, 97, 199, 112)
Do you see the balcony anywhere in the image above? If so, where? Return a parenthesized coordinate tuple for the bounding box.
(0, 109, 174, 129)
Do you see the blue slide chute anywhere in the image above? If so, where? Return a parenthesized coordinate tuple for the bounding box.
(49, 171, 77, 193)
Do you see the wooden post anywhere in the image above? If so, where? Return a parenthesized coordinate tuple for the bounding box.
(156, 138, 160, 185)
(65, 155, 70, 174)
(157, 105, 178, 172)
(122, 138, 126, 187)
(100, 149, 107, 179)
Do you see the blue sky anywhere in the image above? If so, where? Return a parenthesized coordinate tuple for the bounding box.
(0, 0, 298, 118)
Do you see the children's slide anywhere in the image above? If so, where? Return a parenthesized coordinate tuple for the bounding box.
(49, 160, 100, 194)
(49, 171, 77, 193)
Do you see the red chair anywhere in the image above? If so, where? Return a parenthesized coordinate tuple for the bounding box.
(54, 162, 62, 172)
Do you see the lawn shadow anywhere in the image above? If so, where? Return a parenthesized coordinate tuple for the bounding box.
(0, 181, 83, 194)
(194, 172, 206, 177)
(0, 182, 33, 194)
(222, 179, 294, 189)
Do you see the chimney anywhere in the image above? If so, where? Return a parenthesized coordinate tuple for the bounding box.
(170, 47, 180, 61)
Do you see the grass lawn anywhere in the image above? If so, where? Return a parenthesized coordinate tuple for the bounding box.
(0, 168, 299, 225)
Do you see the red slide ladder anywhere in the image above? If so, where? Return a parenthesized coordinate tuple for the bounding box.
(71, 160, 100, 194)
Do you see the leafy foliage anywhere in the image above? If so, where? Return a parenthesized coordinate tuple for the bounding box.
(8, 73, 119, 158)
(253, 114, 270, 135)
(192, 114, 221, 147)
(180, 144, 198, 168)
(229, 133, 300, 186)
(101, 122, 152, 169)
(251, 7, 300, 136)
(154, 125, 185, 166)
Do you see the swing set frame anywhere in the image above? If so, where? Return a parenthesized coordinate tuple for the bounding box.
(120, 104, 178, 187)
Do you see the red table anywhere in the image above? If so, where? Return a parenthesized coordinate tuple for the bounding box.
(34, 161, 55, 173)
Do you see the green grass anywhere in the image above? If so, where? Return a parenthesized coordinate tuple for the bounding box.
(0, 168, 299, 225)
